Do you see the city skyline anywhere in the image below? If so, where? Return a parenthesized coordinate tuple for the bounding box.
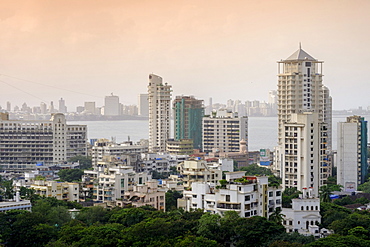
(0, 0, 369, 110)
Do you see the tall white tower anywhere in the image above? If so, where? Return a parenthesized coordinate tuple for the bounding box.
(277, 45, 331, 146)
(148, 74, 172, 152)
(274, 46, 332, 182)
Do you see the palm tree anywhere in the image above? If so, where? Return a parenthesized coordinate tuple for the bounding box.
(319, 185, 332, 202)
(269, 207, 285, 224)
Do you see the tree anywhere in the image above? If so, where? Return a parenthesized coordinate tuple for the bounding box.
(358, 179, 370, 193)
(240, 164, 273, 176)
(165, 190, 183, 211)
(282, 188, 301, 208)
(268, 175, 282, 188)
(57, 169, 84, 182)
(319, 185, 332, 203)
(320, 202, 351, 228)
(68, 155, 92, 170)
(269, 207, 286, 224)
(197, 213, 221, 242)
(0, 177, 14, 199)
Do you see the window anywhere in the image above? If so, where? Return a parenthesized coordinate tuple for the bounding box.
(245, 195, 250, 201)
(226, 195, 230, 202)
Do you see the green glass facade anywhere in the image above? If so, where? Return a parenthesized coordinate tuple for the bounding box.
(173, 96, 204, 150)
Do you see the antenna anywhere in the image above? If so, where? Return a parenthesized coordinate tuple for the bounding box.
(299, 42, 302, 49)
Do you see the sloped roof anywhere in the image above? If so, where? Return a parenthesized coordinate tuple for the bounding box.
(285, 48, 316, 61)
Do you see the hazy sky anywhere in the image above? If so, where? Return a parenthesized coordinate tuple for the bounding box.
(0, 0, 369, 110)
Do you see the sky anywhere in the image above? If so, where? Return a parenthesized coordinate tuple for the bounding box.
(0, 0, 369, 111)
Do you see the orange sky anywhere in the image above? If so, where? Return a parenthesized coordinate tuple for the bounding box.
(0, 0, 369, 110)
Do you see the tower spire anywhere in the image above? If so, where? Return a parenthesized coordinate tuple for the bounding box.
(299, 42, 302, 49)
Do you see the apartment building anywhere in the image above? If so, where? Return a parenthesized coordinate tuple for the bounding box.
(178, 171, 282, 218)
(31, 180, 79, 202)
(0, 113, 87, 167)
(148, 74, 172, 152)
(202, 109, 248, 153)
(278, 112, 329, 196)
(337, 115, 368, 191)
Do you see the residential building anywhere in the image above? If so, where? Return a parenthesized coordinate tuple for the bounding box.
(166, 139, 194, 155)
(178, 172, 282, 218)
(148, 74, 172, 152)
(91, 138, 148, 166)
(83, 156, 150, 203)
(208, 139, 248, 168)
(138, 93, 149, 117)
(177, 158, 233, 188)
(277, 112, 329, 196)
(31, 180, 79, 202)
(119, 180, 166, 211)
(202, 109, 248, 153)
(277, 46, 332, 148)
(84, 102, 96, 114)
(0, 113, 87, 167)
(58, 98, 67, 113)
(282, 188, 321, 237)
(173, 96, 204, 150)
(104, 94, 120, 116)
(337, 115, 368, 191)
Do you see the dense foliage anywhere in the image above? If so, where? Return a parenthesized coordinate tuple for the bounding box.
(68, 156, 92, 170)
(0, 197, 316, 247)
(58, 169, 84, 182)
(240, 164, 273, 176)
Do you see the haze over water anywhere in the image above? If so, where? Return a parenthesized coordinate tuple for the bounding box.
(69, 115, 370, 151)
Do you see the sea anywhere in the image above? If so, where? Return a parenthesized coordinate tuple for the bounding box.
(69, 115, 370, 151)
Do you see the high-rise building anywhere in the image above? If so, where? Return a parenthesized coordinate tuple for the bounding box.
(279, 112, 329, 196)
(274, 46, 332, 181)
(277, 46, 332, 146)
(148, 74, 172, 152)
(173, 96, 204, 150)
(138, 94, 149, 117)
(40, 102, 47, 114)
(84, 102, 96, 114)
(104, 94, 120, 116)
(202, 109, 248, 153)
(337, 115, 368, 192)
(0, 113, 87, 168)
(58, 98, 67, 113)
(6, 101, 11, 112)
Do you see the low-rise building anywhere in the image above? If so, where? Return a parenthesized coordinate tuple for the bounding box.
(178, 172, 282, 218)
(166, 139, 194, 155)
(282, 188, 321, 237)
(30, 180, 79, 202)
(119, 180, 166, 211)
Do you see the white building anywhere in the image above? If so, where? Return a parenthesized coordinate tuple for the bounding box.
(91, 138, 148, 166)
(148, 74, 172, 152)
(282, 189, 321, 237)
(177, 158, 233, 188)
(138, 93, 149, 117)
(119, 180, 166, 211)
(31, 180, 79, 202)
(0, 200, 32, 213)
(202, 109, 248, 153)
(277, 46, 332, 148)
(0, 113, 87, 167)
(84, 102, 96, 114)
(83, 156, 150, 203)
(337, 116, 368, 191)
(178, 172, 282, 218)
(277, 112, 329, 196)
(104, 94, 120, 116)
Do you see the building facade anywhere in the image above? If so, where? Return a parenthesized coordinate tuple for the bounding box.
(31, 180, 79, 202)
(278, 112, 329, 196)
(0, 113, 87, 167)
(148, 74, 172, 152)
(178, 172, 282, 218)
(173, 96, 204, 150)
(277, 46, 332, 147)
(138, 93, 149, 117)
(202, 109, 248, 153)
(337, 115, 368, 191)
(104, 94, 120, 116)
